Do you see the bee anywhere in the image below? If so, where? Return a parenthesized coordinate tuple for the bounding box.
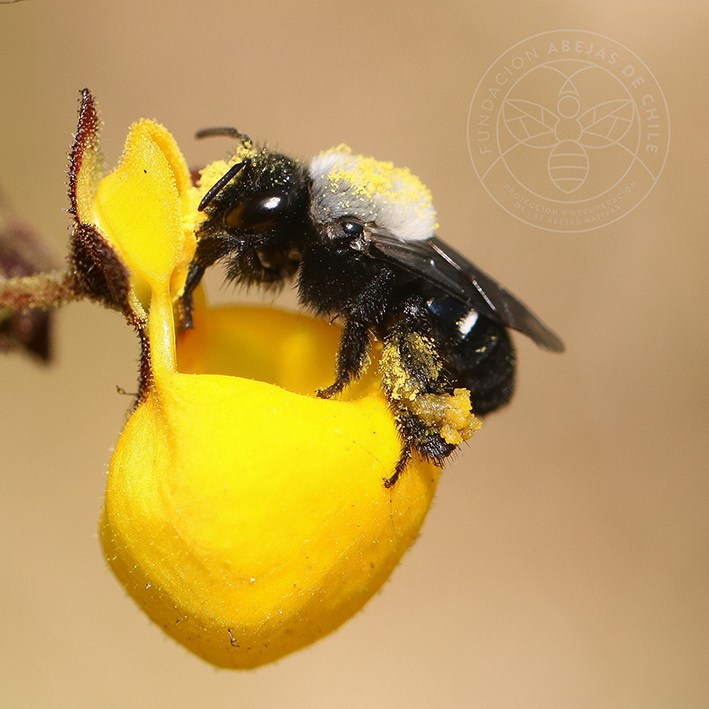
(182, 128, 564, 486)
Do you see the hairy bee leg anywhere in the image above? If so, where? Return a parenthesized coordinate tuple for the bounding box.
(383, 447, 412, 488)
(181, 234, 238, 329)
(379, 295, 459, 481)
(316, 318, 370, 399)
(181, 262, 205, 329)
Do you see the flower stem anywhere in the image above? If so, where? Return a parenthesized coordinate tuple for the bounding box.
(0, 270, 80, 313)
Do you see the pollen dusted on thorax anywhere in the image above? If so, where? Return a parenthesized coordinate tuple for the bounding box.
(309, 144, 438, 241)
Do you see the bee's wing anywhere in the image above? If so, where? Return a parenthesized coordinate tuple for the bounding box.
(367, 232, 565, 352)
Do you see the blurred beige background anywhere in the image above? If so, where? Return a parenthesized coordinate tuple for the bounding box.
(1, 1, 708, 707)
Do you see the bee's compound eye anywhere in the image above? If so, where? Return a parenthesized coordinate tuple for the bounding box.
(225, 191, 289, 230)
(341, 220, 364, 237)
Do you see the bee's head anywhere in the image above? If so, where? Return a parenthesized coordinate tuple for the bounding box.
(195, 146, 312, 285)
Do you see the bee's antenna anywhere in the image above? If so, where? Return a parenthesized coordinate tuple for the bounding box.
(197, 159, 251, 212)
(195, 126, 252, 146)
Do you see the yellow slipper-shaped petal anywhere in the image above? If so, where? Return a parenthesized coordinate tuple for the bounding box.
(103, 304, 439, 668)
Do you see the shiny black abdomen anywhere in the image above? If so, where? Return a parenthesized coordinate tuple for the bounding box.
(426, 295, 516, 415)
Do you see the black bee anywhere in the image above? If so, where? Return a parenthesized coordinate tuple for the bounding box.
(182, 128, 564, 486)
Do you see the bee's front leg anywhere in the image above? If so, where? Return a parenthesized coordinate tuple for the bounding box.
(180, 235, 233, 329)
(180, 261, 205, 329)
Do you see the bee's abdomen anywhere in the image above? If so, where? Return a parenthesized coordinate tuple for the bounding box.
(426, 296, 516, 416)
(456, 318, 515, 415)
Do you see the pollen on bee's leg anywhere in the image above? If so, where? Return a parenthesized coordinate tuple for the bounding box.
(412, 389, 481, 447)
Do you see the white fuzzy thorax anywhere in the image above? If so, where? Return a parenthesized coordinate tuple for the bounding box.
(308, 146, 437, 242)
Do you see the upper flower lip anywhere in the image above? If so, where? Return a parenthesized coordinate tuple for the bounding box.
(92, 119, 196, 297)
(69, 90, 199, 318)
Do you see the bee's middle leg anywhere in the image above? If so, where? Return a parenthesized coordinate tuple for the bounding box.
(316, 317, 370, 399)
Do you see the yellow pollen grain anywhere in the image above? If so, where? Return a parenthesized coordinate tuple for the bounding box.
(412, 389, 481, 445)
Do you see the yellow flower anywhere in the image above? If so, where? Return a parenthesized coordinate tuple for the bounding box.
(69, 91, 445, 668)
